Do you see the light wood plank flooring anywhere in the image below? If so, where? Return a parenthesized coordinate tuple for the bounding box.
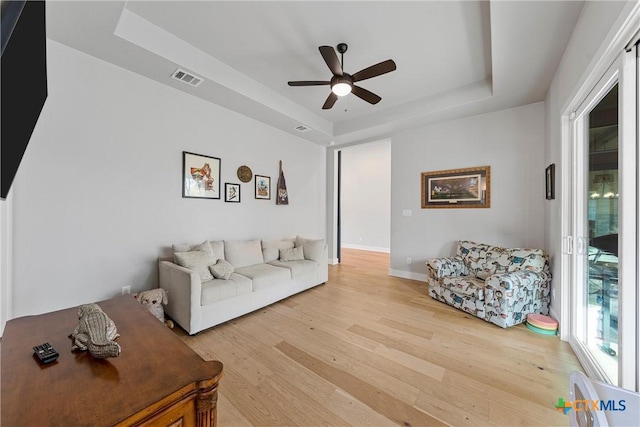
(177, 249, 582, 426)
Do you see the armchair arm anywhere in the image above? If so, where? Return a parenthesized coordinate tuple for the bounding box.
(426, 256, 467, 280)
(484, 270, 551, 327)
(158, 260, 202, 334)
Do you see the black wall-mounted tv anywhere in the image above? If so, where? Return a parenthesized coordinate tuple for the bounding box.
(1, 0, 48, 200)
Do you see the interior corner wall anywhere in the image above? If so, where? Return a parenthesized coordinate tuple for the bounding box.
(390, 102, 545, 280)
(10, 40, 326, 318)
(340, 140, 391, 252)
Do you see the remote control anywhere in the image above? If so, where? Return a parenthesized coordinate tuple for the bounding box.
(33, 342, 59, 364)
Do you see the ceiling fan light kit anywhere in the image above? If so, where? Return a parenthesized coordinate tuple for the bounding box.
(288, 43, 396, 110)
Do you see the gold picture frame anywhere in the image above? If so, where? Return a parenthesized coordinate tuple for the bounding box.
(421, 166, 490, 209)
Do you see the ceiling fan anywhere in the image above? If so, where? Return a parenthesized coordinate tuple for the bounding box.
(288, 43, 396, 110)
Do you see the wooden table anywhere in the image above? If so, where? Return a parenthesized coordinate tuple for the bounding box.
(1, 295, 223, 426)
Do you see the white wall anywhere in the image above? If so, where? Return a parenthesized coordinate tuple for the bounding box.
(390, 102, 545, 280)
(340, 140, 391, 252)
(9, 40, 326, 318)
(544, 0, 631, 321)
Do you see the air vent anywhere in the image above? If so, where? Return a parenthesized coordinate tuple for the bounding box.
(171, 68, 204, 87)
(294, 125, 311, 132)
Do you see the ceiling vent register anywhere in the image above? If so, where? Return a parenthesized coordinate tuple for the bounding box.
(294, 125, 310, 132)
(171, 68, 203, 87)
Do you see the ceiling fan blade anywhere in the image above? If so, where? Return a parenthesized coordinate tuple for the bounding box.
(352, 85, 382, 105)
(319, 45, 343, 76)
(288, 81, 330, 86)
(322, 92, 338, 110)
(351, 59, 396, 82)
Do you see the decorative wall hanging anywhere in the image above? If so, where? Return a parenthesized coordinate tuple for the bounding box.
(545, 163, 555, 200)
(276, 160, 289, 205)
(225, 183, 241, 203)
(237, 165, 253, 183)
(182, 151, 221, 199)
(421, 166, 490, 209)
(255, 175, 271, 200)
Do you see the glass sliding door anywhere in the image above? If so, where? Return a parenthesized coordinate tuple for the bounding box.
(569, 45, 638, 389)
(585, 84, 619, 383)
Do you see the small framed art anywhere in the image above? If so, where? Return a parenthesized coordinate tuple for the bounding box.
(182, 151, 221, 199)
(545, 163, 555, 200)
(225, 183, 241, 203)
(255, 175, 270, 200)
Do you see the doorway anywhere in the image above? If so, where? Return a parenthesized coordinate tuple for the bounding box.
(567, 45, 638, 389)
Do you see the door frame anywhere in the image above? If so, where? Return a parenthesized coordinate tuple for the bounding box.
(561, 21, 639, 388)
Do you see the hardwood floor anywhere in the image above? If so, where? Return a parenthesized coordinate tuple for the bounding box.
(178, 249, 582, 426)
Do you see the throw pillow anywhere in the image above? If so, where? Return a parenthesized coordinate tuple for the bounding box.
(209, 259, 234, 280)
(172, 240, 213, 258)
(279, 246, 304, 262)
(174, 250, 215, 282)
(261, 238, 295, 262)
(295, 236, 324, 262)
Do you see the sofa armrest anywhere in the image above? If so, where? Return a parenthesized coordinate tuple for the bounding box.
(484, 270, 551, 327)
(158, 260, 202, 334)
(426, 256, 467, 280)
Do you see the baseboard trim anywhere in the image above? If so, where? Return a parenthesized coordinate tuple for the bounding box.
(388, 268, 428, 282)
(341, 244, 390, 253)
(328, 258, 339, 265)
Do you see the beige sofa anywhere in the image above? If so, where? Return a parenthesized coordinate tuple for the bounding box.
(159, 236, 328, 335)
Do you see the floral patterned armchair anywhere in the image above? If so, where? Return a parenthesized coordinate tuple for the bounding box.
(426, 240, 551, 328)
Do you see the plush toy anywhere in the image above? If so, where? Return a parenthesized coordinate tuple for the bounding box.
(70, 303, 121, 358)
(134, 288, 174, 328)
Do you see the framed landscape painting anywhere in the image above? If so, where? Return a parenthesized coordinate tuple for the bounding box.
(183, 151, 221, 199)
(421, 166, 490, 209)
(255, 175, 270, 200)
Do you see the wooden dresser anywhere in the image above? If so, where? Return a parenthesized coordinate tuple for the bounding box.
(1, 295, 223, 426)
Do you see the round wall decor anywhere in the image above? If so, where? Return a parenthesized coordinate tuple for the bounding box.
(237, 165, 253, 183)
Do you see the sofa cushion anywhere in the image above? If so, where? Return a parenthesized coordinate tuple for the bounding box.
(262, 238, 295, 262)
(209, 259, 234, 280)
(268, 259, 318, 278)
(295, 236, 324, 262)
(235, 264, 291, 292)
(208, 240, 225, 261)
(173, 240, 214, 259)
(224, 240, 263, 268)
(440, 276, 487, 299)
(456, 241, 492, 277)
(503, 248, 547, 273)
(279, 246, 304, 261)
(174, 250, 215, 283)
(201, 273, 252, 305)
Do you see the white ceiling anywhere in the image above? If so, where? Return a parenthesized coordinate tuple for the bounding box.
(45, 1, 585, 146)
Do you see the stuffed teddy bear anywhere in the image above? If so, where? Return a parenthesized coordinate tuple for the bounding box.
(134, 288, 174, 328)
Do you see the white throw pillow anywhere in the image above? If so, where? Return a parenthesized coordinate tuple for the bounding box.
(172, 240, 213, 258)
(262, 238, 295, 262)
(173, 250, 215, 282)
(279, 246, 304, 262)
(295, 236, 324, 262)
(209, 259, 234, 280)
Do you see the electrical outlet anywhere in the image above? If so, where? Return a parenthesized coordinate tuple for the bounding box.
(406, 257, 412, 265)
(122, 286, 131, 295)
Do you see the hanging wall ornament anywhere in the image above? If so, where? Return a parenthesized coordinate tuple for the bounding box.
(276, 160, 289, 205)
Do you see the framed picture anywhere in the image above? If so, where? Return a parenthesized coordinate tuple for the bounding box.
(421, 166, 490, 209)
(255, 175, 270, 200)
(182, 151, 221, 199)
(546, 163, 555, 200)
(225, 183, 241, 203)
